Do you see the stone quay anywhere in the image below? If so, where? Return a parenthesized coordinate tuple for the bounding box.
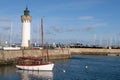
(1, 48, 120, 65)
(0, 48, 70, 65)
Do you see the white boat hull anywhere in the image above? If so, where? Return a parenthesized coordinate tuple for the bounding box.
(3, 47, 20, 50)
(16, 63, 54, 71)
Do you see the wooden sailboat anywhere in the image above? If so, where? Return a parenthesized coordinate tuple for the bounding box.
(16, 57, 54, 71)
(16, 18, 54, 71)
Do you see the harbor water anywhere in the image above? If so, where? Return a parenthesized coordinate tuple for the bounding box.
(0, 55, 120, 80)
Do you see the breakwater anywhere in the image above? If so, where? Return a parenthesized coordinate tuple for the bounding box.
(70, 48, 120, 56)
(1, 48, 120, 65)
(0, 48, 70, 65)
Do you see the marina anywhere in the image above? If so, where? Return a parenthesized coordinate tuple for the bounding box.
(0, 55, 120, 80)
(0, 0, 120, 80)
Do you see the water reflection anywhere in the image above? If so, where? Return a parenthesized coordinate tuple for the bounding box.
(0, 65, 15, 76)
(16, 70, 53, 80)
(1, 56, 120, 80)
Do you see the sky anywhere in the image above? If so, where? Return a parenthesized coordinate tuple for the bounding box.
(0, 0, 120, 46)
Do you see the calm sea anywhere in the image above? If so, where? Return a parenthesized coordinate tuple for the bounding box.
(0, 55, 120, 80)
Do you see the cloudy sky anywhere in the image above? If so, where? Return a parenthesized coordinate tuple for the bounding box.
(0, 0, 120, 45)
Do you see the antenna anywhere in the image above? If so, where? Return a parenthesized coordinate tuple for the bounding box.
(25, 0, 29, 10)
(26, 0, 28, 7)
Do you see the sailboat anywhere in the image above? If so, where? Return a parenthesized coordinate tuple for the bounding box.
(15, 57, 54, 71)
(3, 22, 20, 50)
(16, 18, 54, 71)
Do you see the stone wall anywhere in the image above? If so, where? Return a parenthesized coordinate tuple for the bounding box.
(0, 48, 70, 61)
(1, 48, 120, 62)
(70, 48, 120, 56)
(2, 48, 120, 65)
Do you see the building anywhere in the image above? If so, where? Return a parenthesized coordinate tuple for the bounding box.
(21, 7, 32, 48)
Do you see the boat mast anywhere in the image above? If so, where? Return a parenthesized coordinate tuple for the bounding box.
(9, 22, 12, 47)
(46, 42, 49, 61)
(41, 17, 44, 59)
(41, 18, 49, 62)
(41, 18, 44, 49)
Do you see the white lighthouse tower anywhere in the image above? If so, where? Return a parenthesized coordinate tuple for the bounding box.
(21, 7, 32, 48)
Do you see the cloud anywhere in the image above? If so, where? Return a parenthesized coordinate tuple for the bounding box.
(65, 28, 80, 32)
(84, 25, 94, 31)
(51, 26, 64, 33)
(0, 18, 12, 22)
(0, 26, 11, 30)
(83, 23, 107, 31)
(45, 30, 56, 35)
(45, 22, 107, 35)
(46, 26, 81, 36)
(33, 28, 39, 33)
(78, 16, 94, 20)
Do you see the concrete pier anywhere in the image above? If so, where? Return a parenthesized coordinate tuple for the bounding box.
(70, 48, 120, 56)
(1, 48, 120, 65)
(0, 48, 70, 65)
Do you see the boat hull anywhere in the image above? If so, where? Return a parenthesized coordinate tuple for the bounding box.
(16, 63, 54, 71)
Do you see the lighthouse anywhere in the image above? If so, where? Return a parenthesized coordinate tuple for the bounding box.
(21, 7, 32, 48)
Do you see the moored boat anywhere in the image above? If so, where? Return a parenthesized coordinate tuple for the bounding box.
(16, 57, 54, 71)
